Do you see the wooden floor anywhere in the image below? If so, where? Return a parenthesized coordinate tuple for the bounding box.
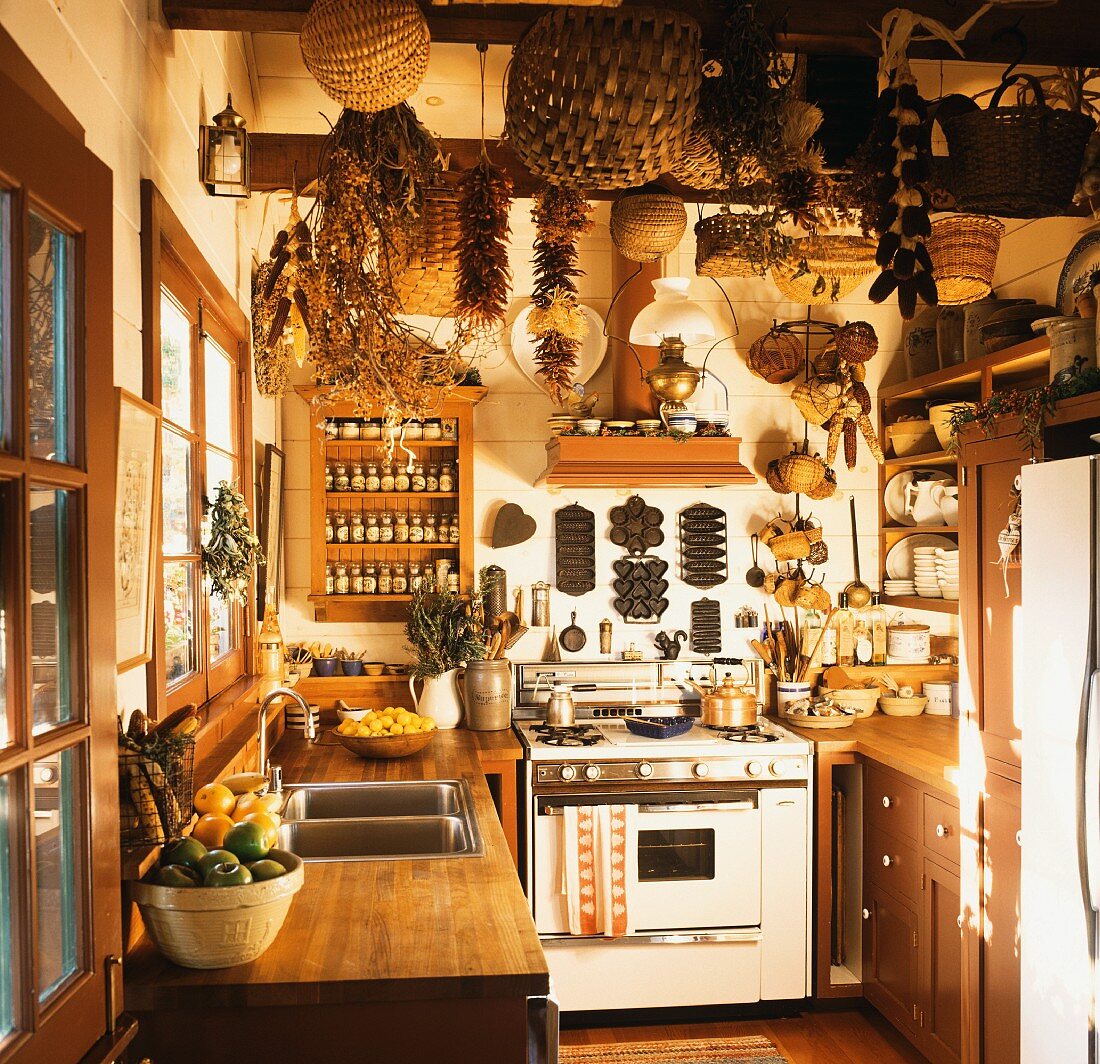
(561, 1007, 929, 1064)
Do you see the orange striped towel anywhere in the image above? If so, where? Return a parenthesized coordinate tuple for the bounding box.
(563, 805, 635, 937)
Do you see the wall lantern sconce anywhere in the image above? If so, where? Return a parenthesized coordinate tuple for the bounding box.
(199, 94, 251, 198)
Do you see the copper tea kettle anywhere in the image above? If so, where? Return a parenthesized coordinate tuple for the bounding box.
(689, 674, 759, 728)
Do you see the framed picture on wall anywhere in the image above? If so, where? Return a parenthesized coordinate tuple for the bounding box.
(256, 443, 285, 617)
(115, 388, 161, 671)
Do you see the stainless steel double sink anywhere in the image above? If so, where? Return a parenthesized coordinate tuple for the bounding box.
(276, 780, 484, 862)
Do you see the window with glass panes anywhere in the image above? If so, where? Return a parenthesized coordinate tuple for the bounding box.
(157, 255, 247, 714)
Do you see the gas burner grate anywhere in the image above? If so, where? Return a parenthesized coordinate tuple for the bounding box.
(531, 724, 603, 747)
(711, 725, 780, 744)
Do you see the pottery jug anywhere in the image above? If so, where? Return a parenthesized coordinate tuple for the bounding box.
(930, 483, 959, 525)
(409, 667, 465, 729)
(463, 659, 513, 731)
(904, 479, 947, 526)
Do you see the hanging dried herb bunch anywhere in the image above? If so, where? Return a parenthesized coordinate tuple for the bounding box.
(201, 481, 263, 603)
(301, 104, 472, 418)
(529, 182, 594, 404)
(454, 158, 514, 334)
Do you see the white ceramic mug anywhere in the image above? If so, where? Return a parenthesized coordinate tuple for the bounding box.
(923, 681, 953, 716)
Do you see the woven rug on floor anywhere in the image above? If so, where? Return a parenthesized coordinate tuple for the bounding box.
(559, 1035, 788, 1063)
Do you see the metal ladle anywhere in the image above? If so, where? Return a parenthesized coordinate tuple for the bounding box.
(844, 494, 872, 608)
(746, 533, 766, 588)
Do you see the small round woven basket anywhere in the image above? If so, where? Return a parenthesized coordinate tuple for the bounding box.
(300, 0, 430, 113)
(777, 449, 826, 494)
(792, 377, 844, 426)
(748, 329, 803, 384)
(805, 467, 838, 501)
(927, 215, 1006, 305)
(610, 186, 688, 263)
(396, 188, 461, 316)
(695, 214, 767, 278)
(770, 531, 812, 563)
(765, 460, 791, 494)
(834, 321, 879, 364)
(770, 236, 878, 305)
(505, 7, 702, 190)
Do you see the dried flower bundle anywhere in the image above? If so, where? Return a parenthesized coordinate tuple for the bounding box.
(529, 183, 594, 404)
(201, 481, 263, 603)
(454, 157, 514, 334)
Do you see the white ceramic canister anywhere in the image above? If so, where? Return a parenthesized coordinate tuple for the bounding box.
(775, 680, 812, 718)
(1049, 316, 1097, 381)
(923, 681, 953, 716)
(886, 621, 930, 663)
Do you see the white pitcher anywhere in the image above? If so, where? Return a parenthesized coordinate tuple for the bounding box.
(930, 483, 959, 525)
(904, 479, 947, 526)
(409, 667, 465, 729)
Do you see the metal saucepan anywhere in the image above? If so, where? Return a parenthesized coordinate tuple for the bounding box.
(688, 675, 759, 728)
(559, 611, 587, 653)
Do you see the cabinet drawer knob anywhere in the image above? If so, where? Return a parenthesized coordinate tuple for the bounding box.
(882, 854, 894, 867)
(1016, 830, 1022, 847)
(936, 823, 951, 838)
(863, 908, 871, 920)
(957, 914, 964, 929)
(882, 796, 893, 808)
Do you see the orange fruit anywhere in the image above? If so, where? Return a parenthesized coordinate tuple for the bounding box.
(194, 782, 236, 818)
(232, 792, 266, 821)
(191, 813, 235, 849)
(242, 811, 280, 848)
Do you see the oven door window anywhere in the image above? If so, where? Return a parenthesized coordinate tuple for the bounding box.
(638, 828, 715, 881)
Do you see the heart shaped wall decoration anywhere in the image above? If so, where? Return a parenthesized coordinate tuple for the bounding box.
(492, 503, 537, 548)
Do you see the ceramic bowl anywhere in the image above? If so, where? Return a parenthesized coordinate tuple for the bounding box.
(928, 402, 977, 451)
(384, 663, 408, 675)
(362, 661, 385, 676)
(887, 420, 938, 457)
(340, 659, 364, 676)
(879, 694, 929, 717)
(636, 419, 662, 435)
(667, 414, 697, 435)
(312, 656, 338, 678)
(604, 420, 635, 431)
(577, 418, 603, 435)
(336, 705, 370, 722)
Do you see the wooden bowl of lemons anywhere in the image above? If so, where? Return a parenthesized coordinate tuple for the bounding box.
(332, 707, 438, 759)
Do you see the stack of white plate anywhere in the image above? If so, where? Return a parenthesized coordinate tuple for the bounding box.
(883, 579, 917, 597)
(913, 546, 942, 598)
(935, 547, 960, 600)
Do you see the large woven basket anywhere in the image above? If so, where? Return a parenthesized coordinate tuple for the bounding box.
(504, 6, 701, 190)
(770, 236, 877, 305)
(695, 213, 767, 278)
(610, 186, 687, 262)
(300, 0, 430, 113)
(747, 329, 803, 384)
(396, 188, 461, 316)
(943, 74, 1095, 218)
(927, 215, 1005, 305)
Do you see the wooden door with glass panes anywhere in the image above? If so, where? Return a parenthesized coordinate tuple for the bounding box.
(0, 60, 124, 1063)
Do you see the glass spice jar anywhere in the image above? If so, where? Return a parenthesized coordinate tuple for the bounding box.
(423, 418, 442, 440)
(350, 463, 366, 492)
(438, 463, 454, 492)
(424, 514, 438, 543)
(394, 513, 409, 543)
(333, 464, 350, 492)
(350, 564, 364, 595)
(363, 418, 382, 440)
(426, 465, 439, 493)
(411, 463, 426, 492)
(365, 513, 380, 543)
(409, 513, 424, 543)
(324, 464, 334, 491)
(446, 572, 460, 593)
(394, 464, 411, 492)
(365, 463, 380, 492)
(362, 563, 377, 594)
(325, 512, 334, 543)
(435, 558, 452, 586)
(325, 563, 335, 595)
(409, 563, 424, 591)
(437, 515, 450, 542)
(334, 512, 349, 543)
(350, 513, 366, 543)
(338, 419, 360, 441)
(392, 563, 408, 594)
(379, 511, 394, 543)
(404, 419, 423, 440)
(448, 515, 460, 544)
(334, 563, 350, 595)
(380, 464, 395, 492)
(377, 563, 392, 595)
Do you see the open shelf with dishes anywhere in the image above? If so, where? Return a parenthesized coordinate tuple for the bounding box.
(877, 336, 1053, 617)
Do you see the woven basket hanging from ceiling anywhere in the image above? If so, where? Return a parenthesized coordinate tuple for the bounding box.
(770, 235, 878, 305)
(927, 214, 1005, 305)
(300, 0, 430, 113)
(504, 6, 702, 190)
(747, 328, 802, 384)
(668, 125, 725, 190)
(610, 186, 688, 263)
(695, 213, 767, 278)
(396, 188, 462, 316)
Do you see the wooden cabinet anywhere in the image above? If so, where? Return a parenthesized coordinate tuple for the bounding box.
(923, 858, 963, 1064)
(864, 881, 921, 1033)
(305, 387, 485, 622)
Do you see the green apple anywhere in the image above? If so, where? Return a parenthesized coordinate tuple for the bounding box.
(246, 859, 286, 881)
(223, 820, 269, 863)
(156, 864, 200, 888)
(198, 848, 238, 879)
(202, 862, 253, 888)
(160, 836, 208, 872)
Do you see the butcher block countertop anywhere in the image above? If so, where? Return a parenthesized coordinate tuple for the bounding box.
(124, 728, 547, 1012)
(776, 712, 961, 797)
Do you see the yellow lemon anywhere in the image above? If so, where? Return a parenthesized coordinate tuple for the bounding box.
(356, 723, 372, 737)
(396, 711, 412, 727)
(364, 710, 378, 723)
(389, 724, 405, 735)
(420, 717, 436, 732)
(243, 810, 280, 848)
(232, 793, 268, 821)
(369, 720, 385, 734)
(405, 723, 421, 734)
(379, 715, 394, 729)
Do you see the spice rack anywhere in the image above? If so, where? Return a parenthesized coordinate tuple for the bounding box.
(304, 387, 485, 622)
(877, 336, 1051, 616)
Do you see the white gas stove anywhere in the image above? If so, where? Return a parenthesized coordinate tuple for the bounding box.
(513, 659, 813, 1015)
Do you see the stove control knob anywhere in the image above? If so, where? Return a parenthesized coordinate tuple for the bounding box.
(559, 764, 577, 782)
(769, 760, 786, 777)
(692, 762, 710, 779)
(583, 764, 601, 781)
(745, 760, 763, 778)
(637, 762, 654, 779)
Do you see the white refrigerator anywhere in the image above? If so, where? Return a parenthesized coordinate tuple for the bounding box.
(1020, 454, 1100, 1064)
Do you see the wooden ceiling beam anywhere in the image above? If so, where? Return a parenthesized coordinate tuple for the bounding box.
(163, 0, 1100, 66)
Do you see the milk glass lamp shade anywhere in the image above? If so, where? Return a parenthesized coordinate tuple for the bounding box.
(199, 95, 251, 198)
(629, 277, 716, 346)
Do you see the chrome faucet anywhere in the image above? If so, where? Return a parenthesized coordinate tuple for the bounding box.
(257, 687, 316, 788)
